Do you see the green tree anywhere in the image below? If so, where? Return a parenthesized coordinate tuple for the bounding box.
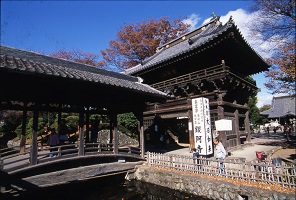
(66, 115, 79, 134)
(101, 17, 191, 70)
(248, 96, 261, 126)
(117, 112, 138, 136)
(15, 117, 47, 140)
(259, 104, 271, 112)
(0, 111, 24, 135)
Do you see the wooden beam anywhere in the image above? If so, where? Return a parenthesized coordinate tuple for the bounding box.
(245, 111, 251, 142)
(78, 112, 84, 156)
(234, 110, 240, 146)
(30, 108, 39, 165)
(19, 103, 27, 154)
(188, 109, 194, 151)
(135, 111, 145, 158)
(111, 112, 118, 154)
(85, 109, 90, 143)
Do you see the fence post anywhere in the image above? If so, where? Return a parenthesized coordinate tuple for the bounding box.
(0, 159, 3, 171)
(58, 146, 61, 157)
(98, 144, 101, 153)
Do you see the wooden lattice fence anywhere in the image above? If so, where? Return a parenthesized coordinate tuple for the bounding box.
(146, 152, 296, 188)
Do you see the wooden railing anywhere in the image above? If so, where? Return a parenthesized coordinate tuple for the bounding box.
(0, 143, 141, 172)
(146, 152, 296, 188)
(151, 64, 229, 90)
(150, 64, 257, 92)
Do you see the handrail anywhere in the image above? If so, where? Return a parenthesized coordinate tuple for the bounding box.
(151, 64, 257, 92)
(0, 143, 141, 172)
(151, 64, 228, 90)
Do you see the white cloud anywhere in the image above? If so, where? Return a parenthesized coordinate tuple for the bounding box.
(189, 9, 281, 108)
(182, 13, 201, 31)
(201, 9, 277, 60)
(256, 91, 273, 108)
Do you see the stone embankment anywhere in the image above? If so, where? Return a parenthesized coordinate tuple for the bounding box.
(128, 165, 295, 200)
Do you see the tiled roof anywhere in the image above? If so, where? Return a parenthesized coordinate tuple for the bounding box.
(0, 45, 167, 98)
(125, 16, 269, 75)
(260, 95, 296, 118)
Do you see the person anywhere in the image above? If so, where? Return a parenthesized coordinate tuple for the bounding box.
(159, 133, 166, 152)
(192, 148, 199, 159)
(266, 126, 270, 134)
(284, 124, 289, 141)
(47, 128, 59, 157)
(58, 119, 68, 145)
(90, 116, 99, 143)
(213, 137, 227, 175)
(192, 148, 201, 171)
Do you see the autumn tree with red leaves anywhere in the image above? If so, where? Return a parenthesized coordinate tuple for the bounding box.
(250, 0, 295, 94)
(49, 49, 105, 68)
(101, 17, 191, 70)
(265, 41, 295, 94)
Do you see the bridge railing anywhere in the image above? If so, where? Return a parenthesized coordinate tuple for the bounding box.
(0, 143, 141, 172)
(146, 152, 296, 188)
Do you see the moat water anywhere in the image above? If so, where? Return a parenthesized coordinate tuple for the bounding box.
(13, 173, 209, 200)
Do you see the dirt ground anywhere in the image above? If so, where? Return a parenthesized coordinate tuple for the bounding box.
(258, 141, 296, 163)
(272, 146, 296, 162)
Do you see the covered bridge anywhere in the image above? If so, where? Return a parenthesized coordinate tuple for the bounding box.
(0, 45, 167, 163)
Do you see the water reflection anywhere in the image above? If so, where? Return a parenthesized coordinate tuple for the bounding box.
(15, 174, 209, 200)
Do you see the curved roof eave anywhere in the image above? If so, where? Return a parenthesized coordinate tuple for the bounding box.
(125, 16, 270, 76)
(0, 45, 168, 99)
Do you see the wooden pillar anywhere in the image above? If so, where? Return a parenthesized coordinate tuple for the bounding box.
(111, 112, 118, 154)
(139, 120, 144, 158)
(188, 110, 194, 151)
(217, 106, 225, 119)
(187, 99, 194, 151)
(30, 108, 39, 165)
(78, 112, 84, 156)
(135, 112, 145, 158)
(217, 106, 227, 147)
(245, 111, 251, 142)
(85, 109, 90, 143)
(19, 103, 27, 154)
(234, 109, 241, 145)
(109, 113, 113, 144)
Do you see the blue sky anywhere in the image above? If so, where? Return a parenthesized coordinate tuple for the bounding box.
(1, 0, 274, 107)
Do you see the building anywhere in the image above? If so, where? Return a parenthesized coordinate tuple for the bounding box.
(260, 95, 296, 129)
(125, 14, 270, 151)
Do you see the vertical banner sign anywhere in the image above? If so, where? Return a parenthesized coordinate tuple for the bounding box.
(192, 97, 213, 155)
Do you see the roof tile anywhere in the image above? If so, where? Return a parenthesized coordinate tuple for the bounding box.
(260, 95, 296, 118)
(0, 45, 167, 98)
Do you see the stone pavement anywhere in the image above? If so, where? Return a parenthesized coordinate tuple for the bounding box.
(164, 137, 284, 162)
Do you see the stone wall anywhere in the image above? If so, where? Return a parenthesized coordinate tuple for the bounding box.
(130, 165, 294, 200)
(97, 130, 138, 146)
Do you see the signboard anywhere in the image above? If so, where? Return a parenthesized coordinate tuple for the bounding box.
(191, 97, 213, 155)
(215, 119, 232, 131)
(188, 122, 192, 131)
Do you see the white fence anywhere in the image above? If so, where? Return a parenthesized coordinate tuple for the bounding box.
(146, 152, 296, 188)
